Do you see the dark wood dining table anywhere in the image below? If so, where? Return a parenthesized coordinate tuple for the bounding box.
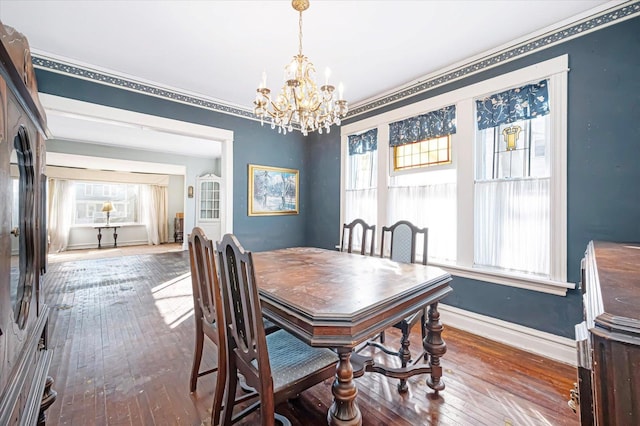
(253, 247, 453, 426)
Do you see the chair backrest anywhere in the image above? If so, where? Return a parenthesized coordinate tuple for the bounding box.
(340, 218, 376, 256)
(380, 220, 428, 265)
(216, 234, 272, 392)
(188, 227, 220, 327)
(188, 227, 228, 425)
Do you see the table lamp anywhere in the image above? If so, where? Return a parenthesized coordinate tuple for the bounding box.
(101, 201, 114, 226)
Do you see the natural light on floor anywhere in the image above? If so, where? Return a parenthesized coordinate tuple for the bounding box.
(151, 272, 194, 329)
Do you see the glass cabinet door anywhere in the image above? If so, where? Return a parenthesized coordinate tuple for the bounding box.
(10, 128, 36, 330)
(199, 180, 220, 220)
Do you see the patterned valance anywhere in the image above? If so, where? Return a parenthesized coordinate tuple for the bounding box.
(389, 105, 456, 147)
(476, 79, 550, 130)
(348, 128, 378, 155)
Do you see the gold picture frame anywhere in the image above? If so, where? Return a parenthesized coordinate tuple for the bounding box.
(248, 164, 299, 216)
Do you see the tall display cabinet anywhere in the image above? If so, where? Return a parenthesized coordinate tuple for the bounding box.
(195, 173, 221, 241)
(0, 22, 55, 424)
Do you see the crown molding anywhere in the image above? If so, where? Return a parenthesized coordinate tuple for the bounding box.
(31, 1, 639, 124)
(31, 53, 256, 121)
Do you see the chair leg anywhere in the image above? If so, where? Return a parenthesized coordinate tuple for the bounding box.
(397, 323, 411, 393)
(211, 346, 226, 426)
(380, 330, 385, 344)
(260, 380, 276, 426)
(421, 310, 428, 361)
(220, 360, 238, 426)
(190, 323, 204, 392)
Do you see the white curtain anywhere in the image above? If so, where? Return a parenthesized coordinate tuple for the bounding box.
(348, 151, 376, 189)
(474, 178, 550, 275)
(141, 184, 169, 245)
(48, 179, 75, 252)
(387, 182, 457, 262)
(345, 188, 377, 227)
(344, 149, 377, 250)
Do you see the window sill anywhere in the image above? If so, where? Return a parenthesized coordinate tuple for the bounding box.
(332, 245, 574, 296)
(430, 261, 575, 296)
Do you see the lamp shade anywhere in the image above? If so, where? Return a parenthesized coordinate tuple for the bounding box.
(101, 201, 114, 213)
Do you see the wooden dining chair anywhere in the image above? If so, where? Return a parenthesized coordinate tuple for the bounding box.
(373, 220, 429, 392)
(188, 228, 274, 425)
(216, 234, 338, 426)
(187, 227, 228, 425)
(340, 218, 376, 256)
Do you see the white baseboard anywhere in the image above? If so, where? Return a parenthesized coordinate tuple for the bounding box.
(65, 239, 149, 250)
(439, 304, 577, 366)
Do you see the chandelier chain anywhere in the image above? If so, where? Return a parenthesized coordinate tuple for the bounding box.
(298, 10, 303, 57)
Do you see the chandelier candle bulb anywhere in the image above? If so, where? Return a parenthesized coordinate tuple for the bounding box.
(252, 0, 348, 136)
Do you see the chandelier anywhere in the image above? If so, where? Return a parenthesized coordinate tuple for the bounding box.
(253, 0, 348, 136)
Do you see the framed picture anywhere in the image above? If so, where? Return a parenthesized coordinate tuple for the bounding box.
(248, 164, 299, 216)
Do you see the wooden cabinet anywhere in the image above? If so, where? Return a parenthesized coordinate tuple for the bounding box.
(0, 23, 54, 424)
(195, 173, 221, 241)
(174, 214, 184, 243)
(575, 241, 640, 425)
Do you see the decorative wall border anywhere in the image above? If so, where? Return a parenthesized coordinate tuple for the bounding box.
(31, 1, 639, 123)
(31, 55, 255, 120)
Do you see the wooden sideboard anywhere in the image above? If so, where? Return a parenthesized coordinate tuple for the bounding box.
(574, 241, 640, 425)
(0, 21, 55, 424)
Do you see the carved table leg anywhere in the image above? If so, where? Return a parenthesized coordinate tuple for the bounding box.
(424, 302, 446, 393)
(113, 228, 118, 248)
(97, 228, 102, 249)
(38, 376, 57, 426)
(397, 321, 411, 393)
(328, 347, 361, 426)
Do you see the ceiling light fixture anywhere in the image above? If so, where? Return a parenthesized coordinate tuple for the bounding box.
(253, 0, 348, 136)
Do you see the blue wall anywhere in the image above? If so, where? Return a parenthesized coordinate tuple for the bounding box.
(305, 131, 342, 249)
(36, 70, 308, 252)
(306, 16, 640, 338)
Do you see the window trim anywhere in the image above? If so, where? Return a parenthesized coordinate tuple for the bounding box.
(341, 55, 571, 296)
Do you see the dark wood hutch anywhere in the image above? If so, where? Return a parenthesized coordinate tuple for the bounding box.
(573, 241, 640, 425)
(0, 22, 55, 424)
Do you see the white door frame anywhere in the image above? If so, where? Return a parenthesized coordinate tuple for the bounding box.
(39, 93, 234, 251)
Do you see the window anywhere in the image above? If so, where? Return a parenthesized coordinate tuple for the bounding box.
(476, 117, 550, 180)
(394, 135, 451, 171)
(474, 80, 552, 277)
(344, 129, 377, 229)
(387, 105, 458, 262)
(74, 181, 140, 224)
(341, 56, 569, 294)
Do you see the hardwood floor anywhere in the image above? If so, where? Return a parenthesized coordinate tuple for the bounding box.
(42, 248, 579, 425)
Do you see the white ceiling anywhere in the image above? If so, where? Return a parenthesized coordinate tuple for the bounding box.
(0, 0, 618, 153)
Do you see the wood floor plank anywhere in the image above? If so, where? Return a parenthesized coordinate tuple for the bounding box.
(42, 248, 580, 426)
